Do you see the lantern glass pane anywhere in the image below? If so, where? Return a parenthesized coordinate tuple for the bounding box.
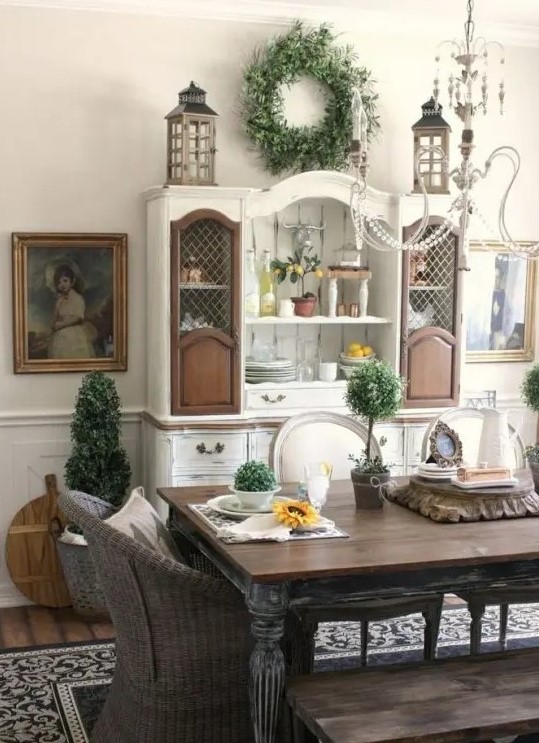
(433, 135, 442, 146)
(431, 174, 442, 186)
(432, 162, 442, 172)
(419, 162, 430, 174)
(420, 136, 430, 145)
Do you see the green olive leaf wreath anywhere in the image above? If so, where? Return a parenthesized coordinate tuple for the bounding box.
(241, 22, 379, 176)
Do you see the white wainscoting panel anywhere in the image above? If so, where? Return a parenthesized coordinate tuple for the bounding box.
(0, 412, 141, 608)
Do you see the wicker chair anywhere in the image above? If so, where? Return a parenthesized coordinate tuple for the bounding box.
(270, 411, 444, 667)
(58, 489, 254, 743)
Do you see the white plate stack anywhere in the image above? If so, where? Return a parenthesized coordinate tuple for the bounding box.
(245, 357, 296, 384)
(417, 462, 458, 481)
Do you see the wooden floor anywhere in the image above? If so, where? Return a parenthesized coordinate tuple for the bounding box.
(0, 606, 115, 649)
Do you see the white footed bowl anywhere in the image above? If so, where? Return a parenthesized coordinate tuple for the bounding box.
(228, 486, 281, 511)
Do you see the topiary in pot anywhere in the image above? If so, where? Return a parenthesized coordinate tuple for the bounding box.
(521, 364, 539, 490)
(231, 460, 280, 511)
(345, 359, 404, 509)
(58, 371, 131, 619)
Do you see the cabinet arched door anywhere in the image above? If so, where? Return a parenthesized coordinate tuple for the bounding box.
(401, 217, 462, 408)
(171, 209, 241, 415)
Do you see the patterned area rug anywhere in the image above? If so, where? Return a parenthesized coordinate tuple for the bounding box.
(2, 605, 539, 742)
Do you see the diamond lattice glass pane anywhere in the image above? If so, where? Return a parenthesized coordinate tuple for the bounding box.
(178, 219, 232, 335)
(408, 227, 456, 332)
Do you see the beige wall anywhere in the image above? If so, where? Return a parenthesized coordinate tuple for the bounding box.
(0, 5, 537, 415)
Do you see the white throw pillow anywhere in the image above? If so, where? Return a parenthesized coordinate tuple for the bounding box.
(105, 486, 181, 561)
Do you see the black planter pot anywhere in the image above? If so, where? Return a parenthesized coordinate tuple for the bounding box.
(350, 469, 389, 510)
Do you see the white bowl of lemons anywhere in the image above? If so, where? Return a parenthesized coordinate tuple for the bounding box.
(340, 343, 375, 365)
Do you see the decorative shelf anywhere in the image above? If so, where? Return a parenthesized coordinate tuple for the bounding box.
(245, 380, 347, 388)
(409, 285, 448, 292)
(327, 266, 372, 280)
(245, 315, 392, 325)
(179, 283, 229, 290)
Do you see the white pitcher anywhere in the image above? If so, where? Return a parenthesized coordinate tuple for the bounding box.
(477, 408, 522, 469)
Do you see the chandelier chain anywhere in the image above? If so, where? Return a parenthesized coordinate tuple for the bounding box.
(464, 0, 475, 48)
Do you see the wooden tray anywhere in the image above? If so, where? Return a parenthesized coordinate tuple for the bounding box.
(6, 474, 71, 607)
(389, 473, 539, 523)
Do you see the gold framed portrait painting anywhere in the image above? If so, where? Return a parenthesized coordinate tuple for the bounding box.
(466, 241, 536, 363)
(13, 233, 127, 373)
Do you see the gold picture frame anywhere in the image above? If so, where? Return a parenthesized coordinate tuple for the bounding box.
(466, 241, 536, 363)
(13, 233, 127, 373)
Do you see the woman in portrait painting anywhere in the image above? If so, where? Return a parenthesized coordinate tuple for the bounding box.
(48, 264, 95, 359)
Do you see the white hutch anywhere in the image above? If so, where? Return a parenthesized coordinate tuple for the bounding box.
(142, 171, 462, 507)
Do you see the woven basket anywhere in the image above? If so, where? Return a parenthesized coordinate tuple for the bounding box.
(53, 490, 117, 620)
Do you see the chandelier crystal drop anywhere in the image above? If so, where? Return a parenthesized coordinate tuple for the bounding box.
(350, 0, 539, 268)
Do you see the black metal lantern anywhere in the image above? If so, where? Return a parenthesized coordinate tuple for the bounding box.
(165, 82, 218, 186)
(412, 98, 451, 194)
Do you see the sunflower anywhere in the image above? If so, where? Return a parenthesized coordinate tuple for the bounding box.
(273, 499, 318, 529)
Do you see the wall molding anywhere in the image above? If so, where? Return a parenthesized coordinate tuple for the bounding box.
(0, 408, 143, 427)
(0, 0, 538, 47)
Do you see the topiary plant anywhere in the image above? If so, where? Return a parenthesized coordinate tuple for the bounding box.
(345, 359, 404, 472)
(65, 371, 131, 508)
(234, 461, 277, 492)
(522, 364, 539, 444)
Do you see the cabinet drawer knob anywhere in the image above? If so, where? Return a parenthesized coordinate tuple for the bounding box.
(196, 442, 225, 455)
(261, 394, 286, 404)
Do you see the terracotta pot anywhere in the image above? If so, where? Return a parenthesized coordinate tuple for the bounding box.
(529, 462, 539, 493)
(292, 296, 317, 318)
(350, 469, 389, 510)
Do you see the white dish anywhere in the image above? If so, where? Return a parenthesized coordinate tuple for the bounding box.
(450, 476, 518, 490)
(339, 353, 375, 365)
(417, 473, 454, 482)
(206, 494, 285, 520)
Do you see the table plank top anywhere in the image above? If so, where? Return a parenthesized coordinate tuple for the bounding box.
(158, 474, 539, 583)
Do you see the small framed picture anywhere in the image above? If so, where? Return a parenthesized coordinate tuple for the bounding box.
(429, 422, 463, 468)
(12, 232, 127, 373)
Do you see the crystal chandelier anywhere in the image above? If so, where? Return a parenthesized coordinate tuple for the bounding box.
(350, 0, 538, 268)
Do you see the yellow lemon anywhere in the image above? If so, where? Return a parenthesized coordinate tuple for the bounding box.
(295, 265, 304, 276)
(286, 264, 294, 273)
(347, 342, 362, 354)
(273, 268, 281, 276)
(350, 348, 364, 358)
(362, 345, 374, 357)
(315, 268, 324, 279)
(320, 461, 332, 477)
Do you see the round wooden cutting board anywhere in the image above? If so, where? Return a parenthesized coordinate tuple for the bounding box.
(6, 473, 72, 607)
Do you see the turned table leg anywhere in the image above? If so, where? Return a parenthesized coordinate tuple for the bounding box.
(247, 583, 289, 743)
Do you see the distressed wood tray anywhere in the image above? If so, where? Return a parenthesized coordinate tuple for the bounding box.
(389, 473, 539, 523)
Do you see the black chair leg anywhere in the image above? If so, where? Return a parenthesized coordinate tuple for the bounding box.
(499, 603, 509, 650)
(291, 712, 318, 743)
(422, 601, 443, 660)
(360, 620, 369, 667)
(469, 602, 486, 655)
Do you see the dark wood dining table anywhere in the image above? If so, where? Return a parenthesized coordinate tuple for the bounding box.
(158, 476, 539, 743)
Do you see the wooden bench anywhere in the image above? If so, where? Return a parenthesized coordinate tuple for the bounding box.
(286, 648, 539, 743)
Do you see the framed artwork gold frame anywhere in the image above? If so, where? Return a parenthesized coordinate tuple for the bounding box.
(13, 232, 127, 373)
(466, 241, 536, 363)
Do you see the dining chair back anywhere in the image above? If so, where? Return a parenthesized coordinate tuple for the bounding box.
(270, 411, 382, 483)
(269, 412, 442, 669)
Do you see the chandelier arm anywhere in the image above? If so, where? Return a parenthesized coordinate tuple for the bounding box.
(484, 146, 522, 248)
